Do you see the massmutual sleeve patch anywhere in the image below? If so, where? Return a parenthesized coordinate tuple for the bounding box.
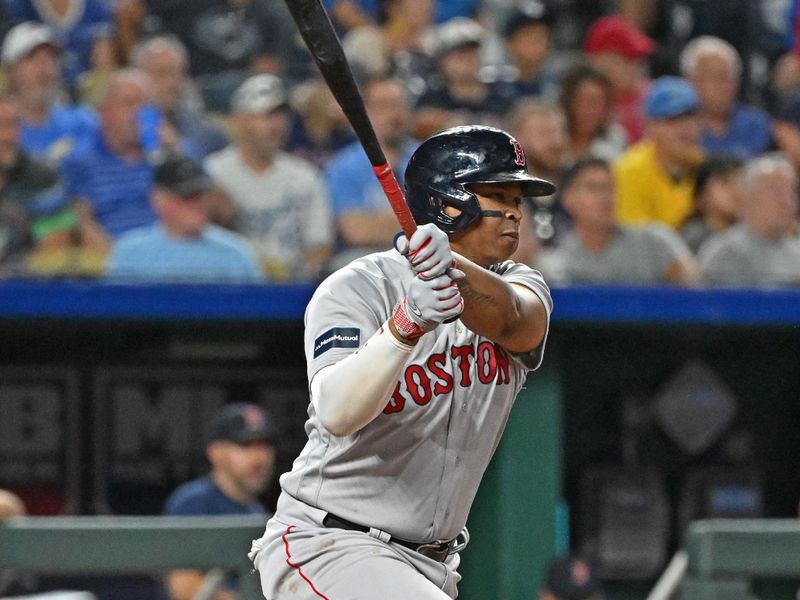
(313, 327, 361, 358)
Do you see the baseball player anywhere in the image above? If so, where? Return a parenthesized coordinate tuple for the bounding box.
(249, 125, 555, 599)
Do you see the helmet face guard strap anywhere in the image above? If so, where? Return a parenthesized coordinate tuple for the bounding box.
(404, 125, 555, 234)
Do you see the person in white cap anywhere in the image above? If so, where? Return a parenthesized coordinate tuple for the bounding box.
(204, 74, 334, 283)
(414, 17, 516, 140)
(1, 21, 96, 164)
(4, 0, 116, 89)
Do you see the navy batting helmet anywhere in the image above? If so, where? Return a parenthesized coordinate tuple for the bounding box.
(404, 125, 556, 234)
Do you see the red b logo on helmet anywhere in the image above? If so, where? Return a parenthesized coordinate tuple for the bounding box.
(510, 138, 526, 166)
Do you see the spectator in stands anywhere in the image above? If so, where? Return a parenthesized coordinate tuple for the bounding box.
(506, 100, 570, 254)
(583, 14, 655, 144)
(538, 157, 698, 286)
(772, 94, 800, 172)
(539, 554, 605, 600)
(324, 76, 416, 267)
(497, 0, 559, 100)
(378, 0, 437, 91)
(699, 154, 800, 286)
(0, 92, 77, 275)
(5, 0, 117, 91)
(559, 62, 628, 163)
(341, 25, 395, 83)
(164, 402, 277, 600)
(508, 100, 569, 187)
(286, 77, 355, 168)
(204, 74, 333, 282)
(622, 0, 769, 104)
(138, 0, 310, 111)
(680, 36, 772, 158)
(105, 154, 262, 283)
(614, 76, 704, 230)
(130, 35, 229, 161)
(381, 0, 434, 56)
(60, 68, 161, 250)
(414, 17, 515, 140)
(1, 21, 96, 164)
(680, 155, 745, 254)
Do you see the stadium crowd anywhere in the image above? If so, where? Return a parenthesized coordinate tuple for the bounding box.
(1, 0, 800, 286)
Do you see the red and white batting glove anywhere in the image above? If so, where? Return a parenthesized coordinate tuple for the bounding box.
(394, 224, 463, 281)
(391, 273, 464, 341)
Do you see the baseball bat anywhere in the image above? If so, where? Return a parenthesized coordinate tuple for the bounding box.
(283, 0, 417, 238)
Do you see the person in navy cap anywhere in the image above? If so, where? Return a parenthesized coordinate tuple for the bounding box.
(163, 402, 277, 600)
(540, 554, 605, 600)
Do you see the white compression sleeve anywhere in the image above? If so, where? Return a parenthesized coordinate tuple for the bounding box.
(311, 322, 413, 436)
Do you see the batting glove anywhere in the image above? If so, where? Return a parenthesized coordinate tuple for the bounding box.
(394, 224, 463, 281)
(392, 273, 464, 340)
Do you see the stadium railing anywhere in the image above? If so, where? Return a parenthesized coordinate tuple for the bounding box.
(646, 519, 800, 600)
(0, 515, 267, 600)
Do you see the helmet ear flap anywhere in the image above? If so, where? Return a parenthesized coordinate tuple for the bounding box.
(407, 177, 482, 234)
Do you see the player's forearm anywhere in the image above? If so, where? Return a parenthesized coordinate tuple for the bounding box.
(454, 253, 547, 353)
(311, 324, 413, 436)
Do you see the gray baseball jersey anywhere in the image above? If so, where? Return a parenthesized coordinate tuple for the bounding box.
(278, 249, 552, 543)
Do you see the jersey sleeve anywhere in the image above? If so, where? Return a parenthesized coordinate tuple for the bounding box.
(304, 263, 391, 382)
(490, 260, 553, 370)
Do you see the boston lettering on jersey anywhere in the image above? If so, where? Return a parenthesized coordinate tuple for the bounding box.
(314, 328, 361, 357)
(384, 341, 511, 413)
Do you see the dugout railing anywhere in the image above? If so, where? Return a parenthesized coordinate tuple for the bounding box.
(0, 515, 267, 600)
(679, 518, 800, 600)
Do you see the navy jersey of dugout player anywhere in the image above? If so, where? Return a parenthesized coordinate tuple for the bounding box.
(164, 403, 277, 600)
(250, 126, 554, 600)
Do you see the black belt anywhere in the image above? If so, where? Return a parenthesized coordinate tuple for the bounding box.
(322, 513, 454, 562)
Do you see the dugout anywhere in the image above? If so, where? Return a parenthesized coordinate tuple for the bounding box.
(0, 281, 798, 600)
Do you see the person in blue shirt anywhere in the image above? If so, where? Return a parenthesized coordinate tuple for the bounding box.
(105, 153, 263, 283)
(163, 402, 277, 600)
(681, 36, 772, 158)
(61, 68, 159, 247)
(324, 76, 418, 269)
(1, 21, 97, 164)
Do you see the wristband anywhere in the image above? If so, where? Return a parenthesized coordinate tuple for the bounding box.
(392, 299, 425, 340)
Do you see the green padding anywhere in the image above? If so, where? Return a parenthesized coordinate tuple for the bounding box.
(460, 367, 563, 599)
(687, 519, 800, 578)
(0, 515, 266, 600)
(679, 577, 754, 600)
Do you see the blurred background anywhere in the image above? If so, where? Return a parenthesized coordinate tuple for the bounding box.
(0, 0, 800, 599)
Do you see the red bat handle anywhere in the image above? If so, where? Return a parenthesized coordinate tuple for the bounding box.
(372, 164, 417, 238)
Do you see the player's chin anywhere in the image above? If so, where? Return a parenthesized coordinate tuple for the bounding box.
(497, 233, 519, 257)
